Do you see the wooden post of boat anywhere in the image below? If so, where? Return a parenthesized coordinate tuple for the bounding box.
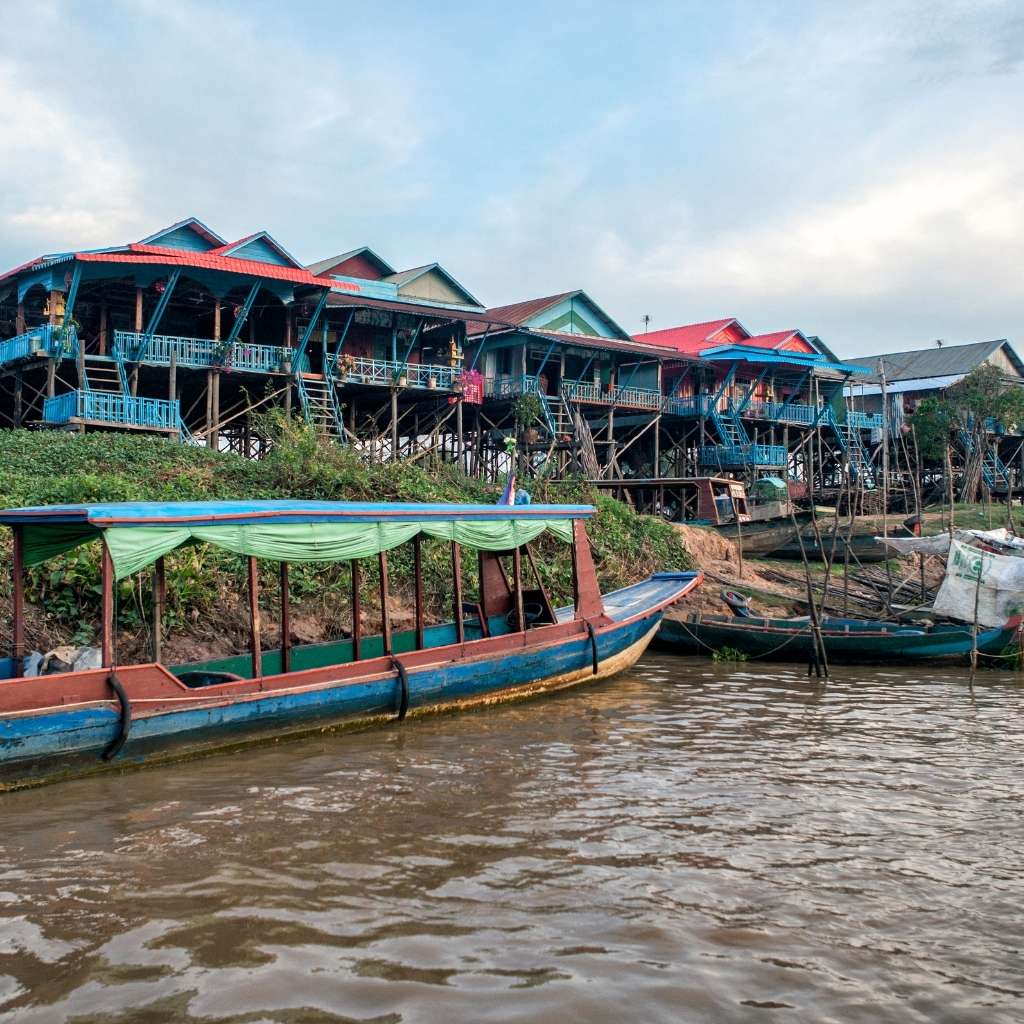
(351, 559, 362, 660)
(413, 535, 425, 650)
(152, 557, 165, 664)
(11, 526, 24, 677)
(247, 556, 261, 678)
(512, 546, 525, 632)
(101, 542, 114, 669)
(451, 542, 465, 644)
(732, 496, 744, 578)
(379, 551, 392, 654)
(280, 561, 291, 673)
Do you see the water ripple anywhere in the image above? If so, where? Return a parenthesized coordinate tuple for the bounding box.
(0, 655, 1022, 1023)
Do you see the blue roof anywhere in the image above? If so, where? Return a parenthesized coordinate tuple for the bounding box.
(699, 345, 871, 375)
(0, 500, 595, 528)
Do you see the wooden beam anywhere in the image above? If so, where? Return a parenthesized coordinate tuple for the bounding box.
(511, 546, 525, 633)
(379, 551, 392, 655)
(101, 542, 114, 668)
(351, 559, 362, 660)
(11, 527, 24, 677)
(413, 534, 425, 650)
(280, 561, 291, 673)
(452, 541, 464, 644)
(152, 556, 165, 663)
(247, 556, 262, 678)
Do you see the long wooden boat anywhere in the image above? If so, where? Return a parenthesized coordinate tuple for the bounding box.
(0, 500, 702, 790)
(769, 531, 890, 564)
(655, 612, 1022, 664)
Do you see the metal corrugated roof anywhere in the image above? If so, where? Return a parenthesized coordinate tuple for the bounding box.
(846, 340, 1019, 382)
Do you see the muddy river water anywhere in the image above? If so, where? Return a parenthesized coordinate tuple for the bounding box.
(0, 654, 1021, 1023)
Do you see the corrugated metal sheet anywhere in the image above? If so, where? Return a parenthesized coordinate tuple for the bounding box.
(844, 374, 966, 397)
(846, 340, 1017, 382)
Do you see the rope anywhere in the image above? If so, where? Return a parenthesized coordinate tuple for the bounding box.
(671, 616, 817, 660)
(393, 657, 410, 721)
(101, 671, 131, 760)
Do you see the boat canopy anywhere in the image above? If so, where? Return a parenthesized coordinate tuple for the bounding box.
(0, 500, 595, 581)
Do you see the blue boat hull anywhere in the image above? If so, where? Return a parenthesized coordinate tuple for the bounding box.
(0, 573, 701, 789)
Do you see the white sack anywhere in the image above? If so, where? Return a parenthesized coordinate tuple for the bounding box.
(933, 538, 1024, 627)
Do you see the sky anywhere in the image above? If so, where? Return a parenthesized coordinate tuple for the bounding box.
(1, 0, 1022, 357)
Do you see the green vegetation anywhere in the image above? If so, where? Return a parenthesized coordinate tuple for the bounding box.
(712, 646, 749, 663)
(0, 418, 690, 661)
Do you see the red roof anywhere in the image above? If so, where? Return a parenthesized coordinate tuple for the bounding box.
(741, 331, 815, 353)
(632, 318, 743, 355)
(466, 291, 576, 335)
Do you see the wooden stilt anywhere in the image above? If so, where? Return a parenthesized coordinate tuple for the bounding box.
(248, 556, 261, 678)
(13, 371, 22, 428)
(15, 301, 25, 335)
(512, 546, 525, 633)
(98, 304, 108, 356)
(101, 542, 114, 668)
(280, 561, 291, 673)
(351, 559, 362, 660)
(210, 371, 220, 450)
(152, 556, 165, 663)
(413, 534, 425, 649)
(390, 390, 399, 461)
(452, 541, 464, 644)
(46, 359, 55, 399)
(379, 551, 393, 654)
(11, 527, 24, 677)
(134, 288, 143, 332)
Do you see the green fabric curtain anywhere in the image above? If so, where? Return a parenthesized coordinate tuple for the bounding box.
(101, 518, 575, 580)
(22, 524, 99, 567)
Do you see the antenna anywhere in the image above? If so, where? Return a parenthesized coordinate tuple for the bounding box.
(641, 314, 651, 333)
(936, 338, 943, 347)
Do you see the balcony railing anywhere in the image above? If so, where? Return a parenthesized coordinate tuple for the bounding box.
(662, 395, 710, 417)
(699, 444, 788, 469)
(113, 331, 308, 374)
(44, 390, 182, 431)
(336, 357, 459, 390)
(847, 410, 884, 430)
(558, 380, 663, 410)
(0, 324, 78, 367)
(742, 400, 819, 425)
(485, 374, 540, 398)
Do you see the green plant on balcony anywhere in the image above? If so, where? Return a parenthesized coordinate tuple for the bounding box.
(512, 392, 541, 428)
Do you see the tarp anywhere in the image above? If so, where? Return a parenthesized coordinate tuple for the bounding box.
(83, 518, 574, 580)
(878, 528, 1024, 558)
(933, 538, 1024, 628)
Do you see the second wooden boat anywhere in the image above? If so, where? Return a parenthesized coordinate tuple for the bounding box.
(655, 612, 1022, 664)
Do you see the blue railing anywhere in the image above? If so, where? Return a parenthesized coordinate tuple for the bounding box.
(113, 331, 308, 375)
(44, 390, 181, 431)
(485, 374, 540, 398)
(699, 444, 788, 469)
(0, 324, 78, 367)
(742, 400, 818, 425)
(335, 356, 459, 390)
(560, 380, 662, 410)
(847, 410, 884, 430)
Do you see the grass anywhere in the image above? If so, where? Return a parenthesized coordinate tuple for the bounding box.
(0, 419, 691, 661)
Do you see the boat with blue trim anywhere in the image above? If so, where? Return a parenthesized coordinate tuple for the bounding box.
(0, 499, 702, 789)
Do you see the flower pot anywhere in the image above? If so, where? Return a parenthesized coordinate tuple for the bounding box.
(427, 377, 437, 389)
(397, 375, 408, 388)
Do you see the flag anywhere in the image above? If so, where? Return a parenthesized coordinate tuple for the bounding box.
(499, 474, 516, 505)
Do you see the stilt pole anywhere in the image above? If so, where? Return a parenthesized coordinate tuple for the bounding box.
(248, 556, 262, 678)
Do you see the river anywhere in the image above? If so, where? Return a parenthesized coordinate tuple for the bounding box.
(0, 654, 1021, 1023)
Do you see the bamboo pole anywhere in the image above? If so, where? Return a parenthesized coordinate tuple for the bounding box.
(152, 556, 165, 664)
(413, 535, 425, 650)
(512, 546, 525, 633)
(101, 543, 114, 668)
(452, 542, 465, 644)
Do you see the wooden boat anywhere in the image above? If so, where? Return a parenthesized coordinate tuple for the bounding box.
(0, 500, 702, 789)
(768, 530, 891, 564)
(655, 612, 1022, 664)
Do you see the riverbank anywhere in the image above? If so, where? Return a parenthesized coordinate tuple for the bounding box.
(0, 422, 690, 665)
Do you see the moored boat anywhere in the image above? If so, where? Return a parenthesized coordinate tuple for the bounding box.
(0, 500, 702, 789)
(655, 612, 1022, 664)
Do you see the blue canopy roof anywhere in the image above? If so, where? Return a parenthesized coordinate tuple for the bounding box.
(0, 500, 595, 529)
(699, 345, 871, 375)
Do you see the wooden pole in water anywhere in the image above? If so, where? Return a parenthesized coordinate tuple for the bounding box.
(511, 546, 525, 633)
(379, 550, 393, 654)
(247, 556, 261, 678)
(413, 535, 425, 650)
(351, 559, 362, 661)
(101, 542, 114, 669)
(152, 556, 165, 664)
(280, 561, 291, 673)
(452, 542, 465, 644)
(11, 526, 24, 677)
